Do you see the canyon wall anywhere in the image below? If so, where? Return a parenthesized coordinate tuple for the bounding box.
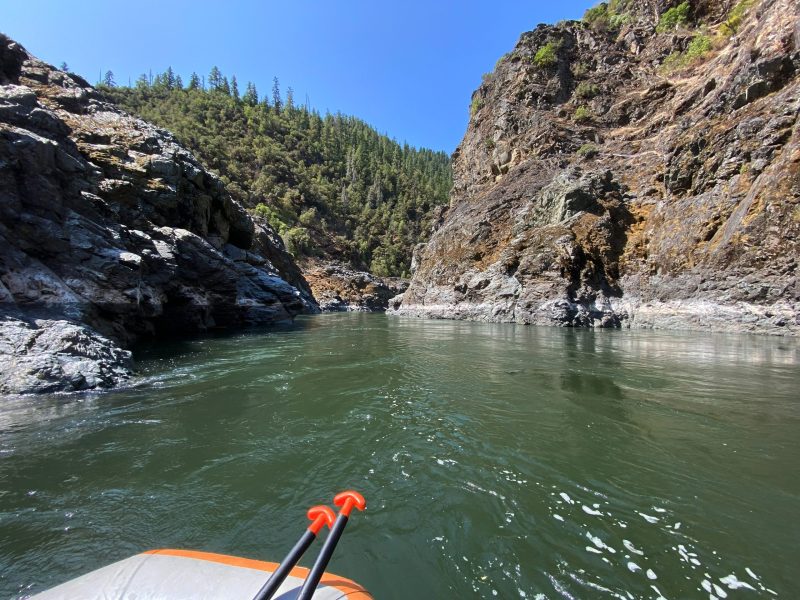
(393, 0, 799, 335)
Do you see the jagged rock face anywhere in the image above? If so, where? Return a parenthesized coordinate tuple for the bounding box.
(303, 260, 408, 312)
(0, 34, 317, 394)
(394, 0, 800, 335)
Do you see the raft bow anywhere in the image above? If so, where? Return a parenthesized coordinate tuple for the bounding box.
(31, 491, 370, 600)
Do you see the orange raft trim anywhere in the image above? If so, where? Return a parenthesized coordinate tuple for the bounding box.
(143, 549, 372, 599)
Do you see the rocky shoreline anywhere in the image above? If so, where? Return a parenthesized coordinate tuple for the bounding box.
(391, 297, 798, 336)
(303, 261, 408, 312)
(0, 34, 316, 394)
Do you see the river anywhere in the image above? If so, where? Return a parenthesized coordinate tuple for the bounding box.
(1, 314, 799, 598)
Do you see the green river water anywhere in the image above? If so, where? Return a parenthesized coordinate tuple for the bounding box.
(1, 313, 799, 599)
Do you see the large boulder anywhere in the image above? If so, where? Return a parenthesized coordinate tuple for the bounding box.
(0, 316, 132, 394)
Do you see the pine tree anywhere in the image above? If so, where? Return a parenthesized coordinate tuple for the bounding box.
(286, 87, 295, 111)
(188, 72, 201, 90)
(208, 66, 222, 90)
(243, 82, 258, 106)
(59, 62, 69, 73)
(220, 76, 231, 95)
(165, 66, 176, 90)
(272, 77, 282, 112)
(231, 75, 240, 101)
(175, 74, 183, 89)
(135, 73, 149, 89)
(367, 175, 383, 207)
(103, 70, 115, 87)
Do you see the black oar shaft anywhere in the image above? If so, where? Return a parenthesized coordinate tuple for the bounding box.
(296, 514, 349, 600)
(253, 529, 316, 600)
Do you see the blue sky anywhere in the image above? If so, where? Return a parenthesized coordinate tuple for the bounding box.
(2, 0, 597, 153)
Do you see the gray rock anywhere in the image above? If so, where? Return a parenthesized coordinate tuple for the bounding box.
(0, 84, 37, 106)
(0, 33, 319, 394)
(0, 316, 132, 395)
(304, 261, 409, 312)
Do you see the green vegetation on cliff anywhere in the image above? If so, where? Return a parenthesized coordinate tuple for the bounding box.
(103, 72, 451, 277)
(582, 1, 632, 32)
(661, 33, 714, 70)
(532, 41, 560, 68)
(721, 0, 757, 36)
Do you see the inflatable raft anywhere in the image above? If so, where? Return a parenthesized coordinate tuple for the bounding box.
(31, 491, 370, 600)
(30, 549, 370, 599)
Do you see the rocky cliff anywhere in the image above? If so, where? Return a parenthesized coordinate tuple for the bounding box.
(0, 34, 316, 394)
(393, 0, 800, 335)
(303, 260, 409, 312)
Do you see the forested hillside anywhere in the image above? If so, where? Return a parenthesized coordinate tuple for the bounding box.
(102, 71, 451, 277)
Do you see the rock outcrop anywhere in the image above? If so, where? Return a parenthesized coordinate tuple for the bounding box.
(303, 260, 408, 312)
(0, 34, 316, 394)
(393, 0, 800, 335)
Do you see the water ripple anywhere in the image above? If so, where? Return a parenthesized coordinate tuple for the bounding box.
(1, 314, 798, 598)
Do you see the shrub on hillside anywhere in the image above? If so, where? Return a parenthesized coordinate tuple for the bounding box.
(720, 0, 756, 36)
(584, 3, 612, 31)
(299, 207, 319, 228)
(684, 34, 713, 60)
(572, 62, 591, 77)
(573, 106, 593, 123)
(470, 96, 484, 116)
(282, 226, 313, 256)
(575, 82, 600, 99)
(656, 1, 691, 33)
(532, 41, 560, 68)
(583, 1, 630, 32)
(662, 33, 713, 71)
(254, 203, 289, 235)
(608, 0, 633, 12)
(610, 12, 631, 28)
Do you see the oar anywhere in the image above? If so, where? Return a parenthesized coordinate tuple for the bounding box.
(252, 505, 336, 600)
(296, 490, 366, 600)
